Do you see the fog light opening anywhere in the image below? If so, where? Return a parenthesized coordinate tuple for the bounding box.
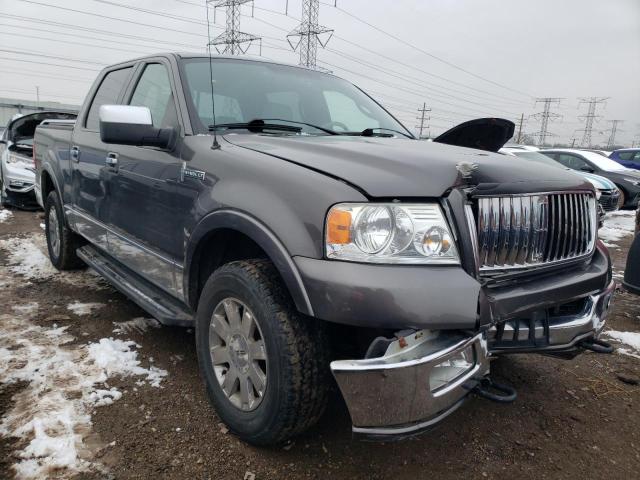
(429, 345, 475, 393)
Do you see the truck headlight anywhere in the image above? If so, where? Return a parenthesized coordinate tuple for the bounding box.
(326, 203, 460, 264)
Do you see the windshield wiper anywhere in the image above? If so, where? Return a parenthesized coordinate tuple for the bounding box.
(209, 118, 339, 135)
(359, 127, 414, 139)
(209, 119, 302, 134)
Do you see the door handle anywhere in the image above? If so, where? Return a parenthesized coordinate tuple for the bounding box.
(70, 146, 80, 162)
(105, 152, 119, 168)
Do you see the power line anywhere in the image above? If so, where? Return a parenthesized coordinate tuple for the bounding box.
(576, 97, 608, 148)
(531, 98, 563, 146)
(286, 0, 333, 69)
(324, 2, 533, 98)
(0, 13, 204, 49)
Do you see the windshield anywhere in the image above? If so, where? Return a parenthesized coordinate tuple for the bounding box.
(180, 58, 412, 137)
(577, 150, 627, 172)
(512, 150, 565, 168)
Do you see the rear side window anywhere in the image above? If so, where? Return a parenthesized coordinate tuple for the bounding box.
(556, 153, 590, 170)
(129, 63, 179, 129)
(632, 152, 640, 164)
(618, 152, 634, 160)
(85, 67, 133, 130)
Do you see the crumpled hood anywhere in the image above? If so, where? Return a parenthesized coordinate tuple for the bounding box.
(223, 134, 590, 198)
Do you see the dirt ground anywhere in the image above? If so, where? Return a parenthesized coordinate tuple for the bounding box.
(1, 207, 639, 480)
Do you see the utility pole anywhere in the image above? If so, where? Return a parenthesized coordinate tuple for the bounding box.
(208, 0, 261, 55)
(605, 120, 623, 149)
(532, 98, 563, 147)
(577, 97, 608, 148)
(570, 138, 576, 148)
(415, 103, 431, 139)
(514, 113, 526, 143)
(35, 86, 40, 108)
(287, 0, 334, 69)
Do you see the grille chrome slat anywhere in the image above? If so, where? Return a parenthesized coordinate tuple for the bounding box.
(476, 192, 596, 272)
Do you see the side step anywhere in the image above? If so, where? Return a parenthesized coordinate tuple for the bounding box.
(77, 245, 193, 327)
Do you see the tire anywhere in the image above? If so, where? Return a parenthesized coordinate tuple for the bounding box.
(44, 190, 85, 270)
(617, 188, 626, 209)
(195, 259, 329, 446)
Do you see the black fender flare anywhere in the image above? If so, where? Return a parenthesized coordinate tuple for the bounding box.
(184, 209, 314, 316)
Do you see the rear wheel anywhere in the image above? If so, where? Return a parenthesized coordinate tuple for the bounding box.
(44, 191, 85, 270)
(195, 259, 329, 446)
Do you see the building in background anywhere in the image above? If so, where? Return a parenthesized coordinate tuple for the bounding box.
(0, 97, 79, 127)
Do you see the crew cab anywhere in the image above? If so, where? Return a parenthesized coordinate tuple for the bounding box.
(34, 54, 615, 445)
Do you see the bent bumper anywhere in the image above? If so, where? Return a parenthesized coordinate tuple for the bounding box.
(331, 331, 490, 439)
(488, 280, 615, 353)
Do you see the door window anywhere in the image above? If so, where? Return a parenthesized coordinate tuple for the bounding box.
(631, 152, 640, 165)
(617, 151, 634, 161)
(85, 67, 133, 130)
(129, 63, 179, 129)
(556, 153, 591, 171)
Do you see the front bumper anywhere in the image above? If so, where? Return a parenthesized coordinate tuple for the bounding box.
(331, 331, 490, 439)
(331, 280, 615, 440)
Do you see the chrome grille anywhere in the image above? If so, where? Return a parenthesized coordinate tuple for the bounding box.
(476, 193, 596, 271)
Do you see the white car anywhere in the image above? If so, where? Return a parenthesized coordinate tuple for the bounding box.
(0, 112, 76, 209)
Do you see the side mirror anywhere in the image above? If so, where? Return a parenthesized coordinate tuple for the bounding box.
(99, 105, 175, 149)
(580, 166, 595, 173)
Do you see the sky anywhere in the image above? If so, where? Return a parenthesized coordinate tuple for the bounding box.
(0, 0, 638, 146)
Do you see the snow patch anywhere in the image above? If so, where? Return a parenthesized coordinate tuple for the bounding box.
(0, 234, 105, 288)
(12, 302, 39, 315)
(67, 301, 104, 316)
(0, 209, 13, 223)
(112, 317, 161, 335)
(0, 308, 167, 479)
(599, 210, 636, 245)
(605, 330, 640, 359)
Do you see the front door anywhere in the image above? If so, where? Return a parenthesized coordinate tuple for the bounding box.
(70, 66, 134, 251)
(102, 62, 185, 299)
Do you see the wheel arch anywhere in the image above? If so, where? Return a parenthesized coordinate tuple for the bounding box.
(185, 210, 314, 317)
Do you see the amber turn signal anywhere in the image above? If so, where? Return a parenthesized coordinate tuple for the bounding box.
(327, 208, 352, 245)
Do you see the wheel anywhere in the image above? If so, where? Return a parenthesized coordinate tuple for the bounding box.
(195, 259, 329, 446)
(44, 190, 85, 270)
(617, 188, 626, 209)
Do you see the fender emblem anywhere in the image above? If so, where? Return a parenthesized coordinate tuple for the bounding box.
(182, 167, 206, 181)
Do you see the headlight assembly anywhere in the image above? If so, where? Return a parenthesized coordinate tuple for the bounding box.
(326, 203, 460, 264)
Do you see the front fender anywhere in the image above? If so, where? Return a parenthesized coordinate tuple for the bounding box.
(184, 209, 314, 316)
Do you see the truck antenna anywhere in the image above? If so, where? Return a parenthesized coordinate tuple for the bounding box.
(206, 1, 221, 150)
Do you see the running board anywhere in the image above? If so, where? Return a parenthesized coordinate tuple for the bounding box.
(77, 245, 193, 327)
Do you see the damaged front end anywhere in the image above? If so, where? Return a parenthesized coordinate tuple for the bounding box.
(330, 330, 491, 440)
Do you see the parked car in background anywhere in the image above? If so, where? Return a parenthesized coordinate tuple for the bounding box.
(541, 148, 640, 208)
(501, 147, 620, 212)
(0, 111, 77, 209)
(610, 148, 640, 171)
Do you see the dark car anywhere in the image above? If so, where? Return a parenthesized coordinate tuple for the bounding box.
(610, 148, 640, 171)
(541, 148, 640, 208)
(34, 54, 615, 445)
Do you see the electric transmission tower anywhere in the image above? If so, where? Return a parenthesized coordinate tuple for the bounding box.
(287, 0, 334, 69)
(605, 120, 623, 149)
(415, 103, 431, 138)
(576, 97, 609, 148)
(531, 98, 563, 146)
(514, 113, 528, 143)
(208, 0, 261, 55)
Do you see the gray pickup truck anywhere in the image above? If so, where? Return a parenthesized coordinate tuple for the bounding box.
(34, 53, 615, 445)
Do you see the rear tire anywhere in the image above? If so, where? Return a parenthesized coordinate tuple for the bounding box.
(44, 190, 85, 270)
(195, 259, 329, 446)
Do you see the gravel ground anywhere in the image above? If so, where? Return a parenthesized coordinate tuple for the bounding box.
(0, 207, 639, 480)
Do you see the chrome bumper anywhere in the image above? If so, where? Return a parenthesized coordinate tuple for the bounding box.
(488, 280, 615, 353)
(330, 331, 490, 440)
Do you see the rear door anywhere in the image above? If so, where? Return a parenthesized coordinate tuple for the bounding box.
(101, 60, 185, 299)
(69, 65, 135, 250)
